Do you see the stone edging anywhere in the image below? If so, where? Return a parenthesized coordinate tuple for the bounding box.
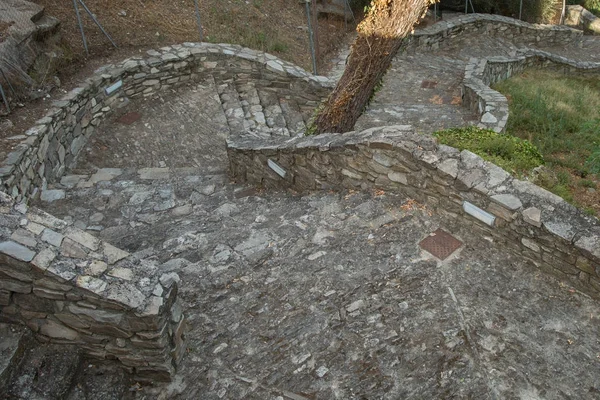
(0, 191, 184, 381)
(406, 13, 582, 52)
(0, 42, 333, 203)
(463, 49, 600, 132)
(227, 126, 600, 298)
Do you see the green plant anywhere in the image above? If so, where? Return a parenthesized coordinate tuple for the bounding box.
(579, 179, 597, 188)
(586, 148, 600, 175)
(433, 126, 544, 175)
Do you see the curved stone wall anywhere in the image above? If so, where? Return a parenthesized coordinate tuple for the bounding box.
(0, 42, 333, 203)
(227, 126, 600, 298)
(0, 43, 333, 382)
(463, 49, 600, 132)
(0, 192, 184, 381)
(405, 13, 582, 53)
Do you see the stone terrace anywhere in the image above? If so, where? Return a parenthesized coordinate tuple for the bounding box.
(1, 12, 600, 400)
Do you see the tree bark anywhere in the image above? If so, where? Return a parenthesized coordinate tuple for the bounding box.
(312, 0, 436, 134)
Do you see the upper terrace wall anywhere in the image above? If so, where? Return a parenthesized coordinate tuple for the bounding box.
(0, 43, 333, 203)
(405, 13, 582, 53)
(227, 126, 600, 298)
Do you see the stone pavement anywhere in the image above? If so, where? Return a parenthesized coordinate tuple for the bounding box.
(9, 14, 600, 400)
(36, 162, 600, 399)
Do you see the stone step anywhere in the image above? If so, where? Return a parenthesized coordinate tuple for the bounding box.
(0, 323, 28, 392)
(279, 97, 308, 136)
(234, 82, 273, 137)
(217, 80, 246, 136)
(257, 89, 290, 136)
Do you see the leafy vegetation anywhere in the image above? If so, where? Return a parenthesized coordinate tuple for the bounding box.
(492, 69, 600, 215)
(433, 126, 544, 175)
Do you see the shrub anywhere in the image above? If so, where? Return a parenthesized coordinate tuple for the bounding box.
(433, 126, 544, 175)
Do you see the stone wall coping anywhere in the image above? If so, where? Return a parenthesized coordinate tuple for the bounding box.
(0, 193, 178, 314)
(463, 48, 600, 132)
(227, 126, 600, 294)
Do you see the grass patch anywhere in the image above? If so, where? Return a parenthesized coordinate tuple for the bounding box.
(492, 69, 600, 214)
(433, 126, 544, 175)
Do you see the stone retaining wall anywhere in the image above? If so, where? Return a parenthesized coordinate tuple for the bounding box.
(0, 192, 184, 381)
(227, 126, 600, 298)
(0, 43, 333, 203)
(406, 13, 582, 53)
(463, 49, 600, 132)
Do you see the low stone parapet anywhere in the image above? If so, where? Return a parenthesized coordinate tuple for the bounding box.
(406, 13, 582, 53)
(227, 126, 600, 298)
(462, 49, 600, 132)
(0, 192, 184, 381)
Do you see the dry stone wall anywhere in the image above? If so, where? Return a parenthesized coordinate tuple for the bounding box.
(405, 13, 582, 52)
(227, 126, 600, 298)
(463, 49, 600, 132)
(0, 191, 184, 381)
(0, 43, 332, 203)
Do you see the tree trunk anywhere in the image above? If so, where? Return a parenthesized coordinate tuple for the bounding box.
(312, 0, 436, 134)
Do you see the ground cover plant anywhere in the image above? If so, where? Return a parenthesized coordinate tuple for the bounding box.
(433, 126, 544, 176)
(491, 69, 600, 216)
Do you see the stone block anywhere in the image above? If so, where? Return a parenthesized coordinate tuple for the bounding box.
(0, 241, 35, 262)
(0, 289, 11, 306)
(0, 277, 32, 293)
(39, 319, 80, 341)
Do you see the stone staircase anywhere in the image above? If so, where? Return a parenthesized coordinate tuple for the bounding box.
(217, 79, 309, 139)
(0, 323, 132, 399)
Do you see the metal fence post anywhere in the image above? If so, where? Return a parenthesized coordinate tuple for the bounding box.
(519, 0, 523, 20)
(0, 83, 10, 114)
(305, 0, 317, 75)
(73, 0, 89, 54)
(78, 0, 117, 48)
(194, 0, 204, 41)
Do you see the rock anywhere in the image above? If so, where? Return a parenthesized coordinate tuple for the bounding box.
(139, 168, 169, 180)
(491, 194, 522, 210)
(76, 275, 107, 295)
(39, 319, 79, 340)
(0, 241, 35, 262)
(105, 282, 145, 309)
(41, 228, 65, 247)
(481, 112, 498, 123)
(40, 189, 65, 202)
(522, 207, 541, 228)
(388, 171, 408, 185)
(103, 243, 129, 265)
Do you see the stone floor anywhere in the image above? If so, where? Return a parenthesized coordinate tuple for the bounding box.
(7, 14, 600, 400)
(30, 85, 600, 399)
